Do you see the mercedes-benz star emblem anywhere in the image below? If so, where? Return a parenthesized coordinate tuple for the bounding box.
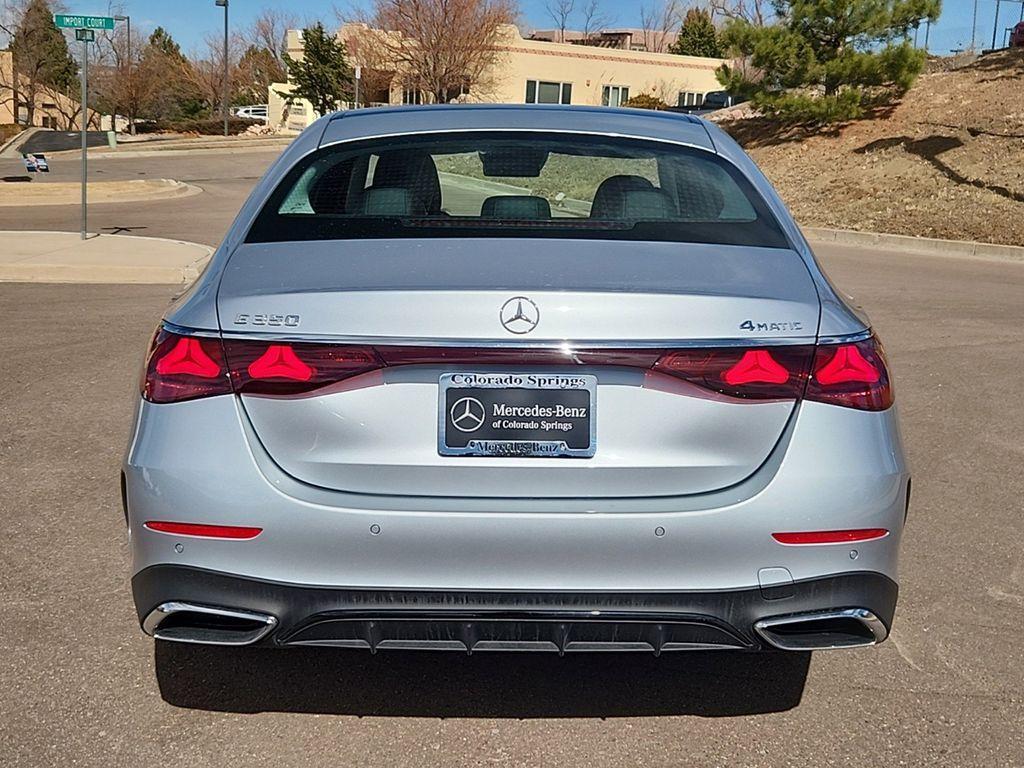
(450, 396, 486, 433)
(500, 296, 540, 334)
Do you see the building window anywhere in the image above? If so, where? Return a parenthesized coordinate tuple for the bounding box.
(525, 80, 572, 104)
(602, 85, 630, 107)
(678, 91, 705, 108)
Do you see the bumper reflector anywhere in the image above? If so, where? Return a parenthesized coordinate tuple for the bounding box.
(772, 528, 889, 545)
(144, 521, 263, 540)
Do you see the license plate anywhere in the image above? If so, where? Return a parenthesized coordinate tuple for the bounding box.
(439, 373, 596, 458)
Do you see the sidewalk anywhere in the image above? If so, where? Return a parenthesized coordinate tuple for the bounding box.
(0, 231, 213, 284)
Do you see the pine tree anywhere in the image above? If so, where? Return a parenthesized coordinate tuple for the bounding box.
(669, 9, 722, 58)
(718, 0, 940, 123)
(282, 23, 353, 118)
(137, 28, 205, 120)
(10, 0, 77, 125)
(147, 27, 186, 59)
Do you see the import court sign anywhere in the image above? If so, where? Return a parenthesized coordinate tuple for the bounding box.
(54, 13, 120, 239)
(54, 14, 115, 30)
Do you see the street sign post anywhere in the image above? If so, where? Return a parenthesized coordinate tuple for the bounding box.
(55, 14, 118, 239)
(54, 14, 115, 30)
(80, 30, 88, 239)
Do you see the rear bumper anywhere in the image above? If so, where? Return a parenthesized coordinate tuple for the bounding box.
(124, 396, 909, 594)
(133, 565, 898, 652)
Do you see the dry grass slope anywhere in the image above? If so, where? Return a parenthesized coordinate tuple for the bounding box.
(725, 49, 1024, 246)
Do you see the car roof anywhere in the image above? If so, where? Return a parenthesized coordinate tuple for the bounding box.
(318, 104, 716, 152)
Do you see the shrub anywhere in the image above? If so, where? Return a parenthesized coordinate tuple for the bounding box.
(0, 124, 24, 144)
(624, 93, 669, 110)
(133, 117, 256, 135)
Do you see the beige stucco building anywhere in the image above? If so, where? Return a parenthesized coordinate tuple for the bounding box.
(268, 25, 724, 132)
(0, 49, 94, 130)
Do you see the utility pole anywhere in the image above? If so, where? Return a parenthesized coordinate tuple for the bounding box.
(993, 0, 1001, 49)
(114, 15, 132, 134)
(215, 0, 229, 136)
(925, 18, 931, 50)
(972, 0, 978, 49)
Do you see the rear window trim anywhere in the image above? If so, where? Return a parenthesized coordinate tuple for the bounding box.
(244, 129, 791, 249)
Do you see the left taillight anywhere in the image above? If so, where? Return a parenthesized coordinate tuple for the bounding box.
(142, 329, 232, 403)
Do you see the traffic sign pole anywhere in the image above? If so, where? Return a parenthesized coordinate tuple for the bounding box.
(55, 15, 115, 240)
(80, 37, 88, 239)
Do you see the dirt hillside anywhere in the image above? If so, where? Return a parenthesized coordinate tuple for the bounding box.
(722, 49, 1024, 246)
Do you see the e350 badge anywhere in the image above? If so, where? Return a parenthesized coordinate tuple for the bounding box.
(233, 313, 301, 327)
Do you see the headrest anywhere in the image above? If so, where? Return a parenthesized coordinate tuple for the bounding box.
(480, 195, 552, 219)
(620, 189, 677, 220)
(370, 151, 442, 214)
(590, 174, 656, 219)
(308, 158, 355, 214)
(362, 187, 412, 216)
(675, 165, 726, 220)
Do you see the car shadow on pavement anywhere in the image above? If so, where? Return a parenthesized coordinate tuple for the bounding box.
(155, 643, 810, 717)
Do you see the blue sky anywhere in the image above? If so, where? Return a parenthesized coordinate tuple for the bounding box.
(89, 0, 1023, 55)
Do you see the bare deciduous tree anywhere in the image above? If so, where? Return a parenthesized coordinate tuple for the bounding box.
(545, 0, 574, 42)
(354, 0, 517, 104)
(92, 16, 146, 130)
(709, 0, 770, 27)
(638, 0, 683, 52)
(187, 33, 243, 115)
(244, 7, 297, 68)
(579, 0, 612, 41)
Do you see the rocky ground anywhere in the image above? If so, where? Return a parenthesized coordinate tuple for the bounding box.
(722, 48, 1024, 246)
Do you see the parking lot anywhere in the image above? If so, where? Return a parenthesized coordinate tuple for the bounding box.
(1, 147, 1023, 766)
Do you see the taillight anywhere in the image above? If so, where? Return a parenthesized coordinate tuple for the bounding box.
(141, 327, 892, 411)
(142, 330, 231, 403)
(806, 336, 892, 411)
(224, 340, 382, 396)
(654, 346, 813, 400)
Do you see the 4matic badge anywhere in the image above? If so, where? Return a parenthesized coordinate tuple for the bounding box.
(739, 319, 804, 333)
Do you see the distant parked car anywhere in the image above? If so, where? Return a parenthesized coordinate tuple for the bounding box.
(670, 90, 746, 116)
(235, 104, 269, 122)
(1011, 22, 1024, 47)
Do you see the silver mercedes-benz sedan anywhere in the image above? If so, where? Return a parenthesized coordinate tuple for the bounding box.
(124, 104, 909, 653)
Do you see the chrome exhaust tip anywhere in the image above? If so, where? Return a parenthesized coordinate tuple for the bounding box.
(753, 608, 887, 651)
(143, 601, 278, 646)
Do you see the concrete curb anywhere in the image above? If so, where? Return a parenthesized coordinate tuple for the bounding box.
(0, 127, 35, 158)
(804, 227, 1024, 262)
(0, 231, 213, 285)
(0, 178, 203, 207)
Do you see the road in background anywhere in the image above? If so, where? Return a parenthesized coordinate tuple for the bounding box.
(0, 148, 281, 243)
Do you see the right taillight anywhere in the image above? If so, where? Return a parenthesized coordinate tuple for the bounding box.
(805, 336, 892, 411)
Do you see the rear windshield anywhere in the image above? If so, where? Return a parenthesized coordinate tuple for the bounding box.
(246, 131, 788, 248)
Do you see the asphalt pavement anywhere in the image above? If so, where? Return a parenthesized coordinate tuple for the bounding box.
(1, 146, 1023, 767)
(16, 130, 113, 155)
(0, 147, 279, 243)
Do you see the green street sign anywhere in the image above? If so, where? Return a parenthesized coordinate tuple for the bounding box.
(54, 14, 115, 30)
(74, 28, 95, 41)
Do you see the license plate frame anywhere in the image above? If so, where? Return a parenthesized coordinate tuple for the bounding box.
(438, 372, 597, 458)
